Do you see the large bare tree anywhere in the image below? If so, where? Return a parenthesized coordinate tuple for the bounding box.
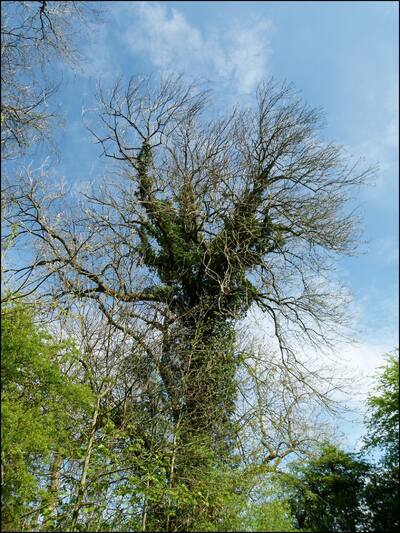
(4, 75, 373, 465)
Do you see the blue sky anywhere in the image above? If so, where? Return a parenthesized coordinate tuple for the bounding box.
(13, 1, 400, 447)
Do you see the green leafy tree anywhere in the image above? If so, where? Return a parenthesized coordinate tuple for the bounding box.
(1, 301, 93, 531)
(363, 351, 399, 532)
(238, 473, 297, 533)
(364, 351, 399, 469)
(284, 443, 370, 532)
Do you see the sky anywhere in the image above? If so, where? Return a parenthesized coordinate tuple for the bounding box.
(11, 1, 400, 449)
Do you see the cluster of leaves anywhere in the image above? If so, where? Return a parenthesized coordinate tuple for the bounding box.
(283, 444, 370, 532)
(364, 352, 399, 468)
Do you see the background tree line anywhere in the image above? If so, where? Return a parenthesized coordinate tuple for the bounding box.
(1, 2, 399, 531)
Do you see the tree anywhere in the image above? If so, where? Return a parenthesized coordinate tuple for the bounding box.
(4, 75, 373, 529)
(1, 300, 92, 531)
(1, 1, 102, 306)
(281, 355, 400, 533)
(363, 351, 399, 532)
(364, 351, 399, 469)
(240, 475, 297, 533)
(1, 0, 100, 160)
(284, 443, 370, 532)
(57, 304, 160, 532)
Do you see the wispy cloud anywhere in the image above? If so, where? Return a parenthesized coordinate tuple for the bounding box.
(79, 19, 119, 82)
(241, 300, 397, 448)
(352, 84, 399, 202)
(384, 86, 399, 149)
(369, 235, 399, 267)
(120, 1, 273, 95)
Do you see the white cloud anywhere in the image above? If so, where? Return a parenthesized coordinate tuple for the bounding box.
(242, 304, 393, 393)
(210, 19, 273, 93)
(352, 84, 399, 200)
(121, 1, 272, 95)
(336, 341, 394, 396)
(369, 235, 399, 267)
(239, 301, 397, 449)
(385, 116, 399, 149)
(384, 84, 399, 147)
(127, 2, 204, 70)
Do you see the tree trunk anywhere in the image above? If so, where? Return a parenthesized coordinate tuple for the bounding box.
(70, 395, 101, 532)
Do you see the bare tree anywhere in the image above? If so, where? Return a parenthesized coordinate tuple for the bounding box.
(4, 75, 374, 468)
(1, 0, 100, 159)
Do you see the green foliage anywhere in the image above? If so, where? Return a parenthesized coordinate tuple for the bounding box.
(236, 474, 298, 533)
(364, 351, 399, 468)
(1, 295, 397, 533)
(159, 440, 249, 532)
(362, 351, 399, 532)
(1, 302, 93, 531)
(277, 356, 400, 533)
(363, 466, 399, 532)
(242, 499, 297, 532)
(134, 139, 284, 322)
(284, 443, 370, 532)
